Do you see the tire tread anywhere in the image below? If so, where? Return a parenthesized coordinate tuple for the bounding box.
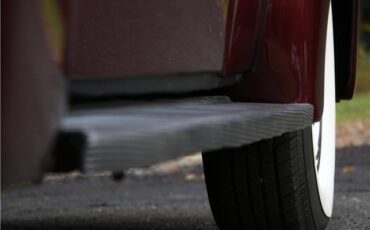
(202, 129, 329, 230)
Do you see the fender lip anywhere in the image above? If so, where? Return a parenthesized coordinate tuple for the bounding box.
(222, 0, 271, 75)
(223, 0, 332, 123)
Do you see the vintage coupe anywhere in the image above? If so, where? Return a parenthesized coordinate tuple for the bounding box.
(2, 0, 359, 229)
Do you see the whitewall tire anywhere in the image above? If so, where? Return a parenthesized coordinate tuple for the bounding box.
(312, 2, 336, 217)
(202, 4, 336, 230)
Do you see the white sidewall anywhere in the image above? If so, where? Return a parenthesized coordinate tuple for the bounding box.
(311, 3, 336, 217)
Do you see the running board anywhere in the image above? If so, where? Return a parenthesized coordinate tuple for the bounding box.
(59, 97, 313, 172)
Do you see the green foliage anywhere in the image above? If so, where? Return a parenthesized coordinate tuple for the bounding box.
(337, 92, 370, 123)
(356, 45, 370, 93)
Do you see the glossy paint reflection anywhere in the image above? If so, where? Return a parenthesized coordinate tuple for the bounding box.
(229, 0, 331, 121)
(223, 0, 268, 74)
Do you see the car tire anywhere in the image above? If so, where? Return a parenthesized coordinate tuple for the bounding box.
(202, 3, 335, 230)
(202, 127, 329, 230)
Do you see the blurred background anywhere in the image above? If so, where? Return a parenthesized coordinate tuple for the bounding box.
(337, 1, 370, 123)
(336, 2, 370, 148)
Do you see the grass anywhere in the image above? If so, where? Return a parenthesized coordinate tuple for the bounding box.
(337, 92, 370, 123)
(336, 44, 370, 124)
(355, 46, 370, 93)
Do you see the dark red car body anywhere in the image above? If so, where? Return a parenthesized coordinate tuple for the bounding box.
(63, 0, 359, 120)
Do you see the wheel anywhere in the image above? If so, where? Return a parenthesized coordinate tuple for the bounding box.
(202, 4, 336, 230)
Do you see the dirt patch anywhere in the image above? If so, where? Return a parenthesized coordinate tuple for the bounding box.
(336, 120, 370, 148)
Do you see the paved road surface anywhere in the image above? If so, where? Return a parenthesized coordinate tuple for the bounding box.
(2, 145, 370, 230)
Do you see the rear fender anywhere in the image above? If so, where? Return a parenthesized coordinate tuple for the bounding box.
(228, 0, 331, 122)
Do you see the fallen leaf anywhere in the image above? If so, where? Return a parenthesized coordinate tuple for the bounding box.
(342, 166, 356, 173)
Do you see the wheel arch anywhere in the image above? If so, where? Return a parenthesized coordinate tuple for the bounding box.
(228, 0, 332, 122)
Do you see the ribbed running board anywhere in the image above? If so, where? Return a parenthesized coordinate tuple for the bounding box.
(60, 97, 313, 172)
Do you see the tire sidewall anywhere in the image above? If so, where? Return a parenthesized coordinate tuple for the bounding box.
(303, 128, 330, 229)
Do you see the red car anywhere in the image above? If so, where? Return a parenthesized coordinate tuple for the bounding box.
(2, 0, 359, 229)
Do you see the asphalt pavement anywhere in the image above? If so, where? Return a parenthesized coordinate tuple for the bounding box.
(2, 145, 370, 230)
